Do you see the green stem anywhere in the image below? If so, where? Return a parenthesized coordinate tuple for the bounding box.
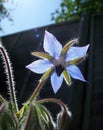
(0, 45, 18, 112)
(23, 105, 33, 130)
(28, 68, 54, 103)
(35, 98, 67, 111)
(29, 80, 45, 103)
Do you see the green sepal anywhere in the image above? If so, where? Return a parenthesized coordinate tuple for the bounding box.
(40, 67, 54, 82)
(69, 55, 87, 65)
(63, 70, 71, 86)
(32, 52, 53, 60)
(61, 38, 78, 55)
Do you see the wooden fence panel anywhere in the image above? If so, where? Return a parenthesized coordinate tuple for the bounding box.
(81, 13, 103, 130)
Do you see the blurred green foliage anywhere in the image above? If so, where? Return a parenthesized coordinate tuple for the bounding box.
(51, 0, 103, 23)
(0, 0, 12, 30)
(0, 0, 10, 21)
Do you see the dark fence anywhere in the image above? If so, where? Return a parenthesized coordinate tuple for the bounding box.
(0, 13, 103, 130)
(80, 14, 103, 130)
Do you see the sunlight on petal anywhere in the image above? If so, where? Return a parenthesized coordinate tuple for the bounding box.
(66, 44, 89, 61)
(67, 65, 86, 82)
(51, 71, 63, 93)
(26, 59, 53, 74)
(44, 30, 62, 59)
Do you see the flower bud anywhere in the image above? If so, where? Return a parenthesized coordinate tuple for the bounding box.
(57, 108, 72, 130)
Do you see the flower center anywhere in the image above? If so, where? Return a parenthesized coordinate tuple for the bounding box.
(52, 56, 66, 76)
(55, 64, 65, 76)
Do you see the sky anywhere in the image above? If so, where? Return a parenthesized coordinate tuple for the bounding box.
(0, 0, 62, 37)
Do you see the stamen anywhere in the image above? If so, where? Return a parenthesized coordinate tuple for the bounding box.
(55, 64, 64, 76)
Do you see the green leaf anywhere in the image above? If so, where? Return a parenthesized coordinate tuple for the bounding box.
(22, 104, 55, 130)
(0, 111, 16, 130)
(35, 104, 55, 130)
(22, 105, 42, 130)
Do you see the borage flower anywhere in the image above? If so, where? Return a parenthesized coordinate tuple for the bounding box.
(26, 30, 89, 93)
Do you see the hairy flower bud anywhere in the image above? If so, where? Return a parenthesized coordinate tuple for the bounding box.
(57, 107, 72, 130)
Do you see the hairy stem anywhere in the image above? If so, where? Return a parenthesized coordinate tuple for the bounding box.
(0, 44, 18, 112)
(35, 98, 67, 111)
(23, 105, 33, 130)
(29, 80, 45, 103)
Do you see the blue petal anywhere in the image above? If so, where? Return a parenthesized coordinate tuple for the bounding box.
(51, 71, 63, 93)
(66, 44, 89, 61)
(43, 30, 62, 59)
(26, 59, 53, 74)
(67, 65, 86, 82)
